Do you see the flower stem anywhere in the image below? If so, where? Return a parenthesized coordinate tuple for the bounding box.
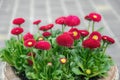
(87, 49, 92, 61)
(103, 43, 109, 53)
(18, 24, 21, 27)
(92, 22, 95, 32)
(17, 35, 20, 40)
(50, 29, 53, 33)
(37, 25, 40, 34)
(31, 49, 38, 78)
(101, 41, 105, 51)
(62, 24, 65, 33)
(85, 77, 89, 80)
(81, 36, 84, 42)
(88, 21, 91, 32)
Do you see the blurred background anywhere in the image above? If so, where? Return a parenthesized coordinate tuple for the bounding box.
(0, 0, 120, 79)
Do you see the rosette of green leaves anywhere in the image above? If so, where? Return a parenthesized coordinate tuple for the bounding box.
(0, 37, 29, 73)
(70, 45, 114, 80)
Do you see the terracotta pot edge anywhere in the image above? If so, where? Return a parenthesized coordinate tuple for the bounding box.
(4, 64, 119, 80)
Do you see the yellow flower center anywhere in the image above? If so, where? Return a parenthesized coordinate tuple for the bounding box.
(73, 31, 78, 36)
(86, 69, 91, 75)
(93, 15, 97, 19)
(92, 35, 98, 40)
(60, 58, 67, 64)
(38, 37, 43, 41)
(28, 42, 32, 46)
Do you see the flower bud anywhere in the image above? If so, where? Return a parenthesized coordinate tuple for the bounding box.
(60, 58, 67, 64)
(86, 69, 91, 75)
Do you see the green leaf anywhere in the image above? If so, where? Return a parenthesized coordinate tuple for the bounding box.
(26, 72, 38, 79)
(72, 68, 84, 75)
(20, 55, 29, 59)
(97, 27, 104, 32)
(77, 62, 84, 71)
(40, 74, 46, 79)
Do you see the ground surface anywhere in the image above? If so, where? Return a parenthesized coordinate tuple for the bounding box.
(0, 0, 120, 79)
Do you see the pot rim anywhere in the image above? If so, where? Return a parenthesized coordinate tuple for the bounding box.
(4, 63, 21, 80)
(3, 63, 119, 80)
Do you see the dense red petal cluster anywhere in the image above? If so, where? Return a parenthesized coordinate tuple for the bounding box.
(35, 41, 51, 50)
(84, 15, 92, 21)
(39, 24, 54, 31)
(39, 26, 47, 31)
(65, 15, 80, 27)
(23, 32, 34, 41)
(79, 30, 89, 37)
(42, 32, 51, 37)
(11, 27, 24, 35)
(89, 12, 101, 22)
(46, 24, 54, 30)
(24, 39, 36, 47)
(13, 18, 25, 25)
(89, 31, 101, 41)
(63, 32, 73, 35)
(55, 16, 66, 25)
(69, 28, 80, 40)
(82, 39, 100, 49)
(33, 20, 41, 25)
(102, 36, 115, 44)
(56, 33, 74, 47)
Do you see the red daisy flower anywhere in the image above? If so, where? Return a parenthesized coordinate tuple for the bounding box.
(55, 16, 66, 25)
(23, 32, 34, 41)
(63, 32, 73, 35)
(42, 32, 51, 37)
(13, 18, 25, 25)
(27, 60, 33, 66)
(102, 36, 115, 44)
(24, 39, 36, 47)
(27, 52, 36, 66)
(79, 30, 89, 37)
(82, 38, 100, 49)
(35, 41, 51, 50)
(60, 58, 67, 64)
(11, 27, 24, 35)
(46, 24, 54, 30)
(33, 20, 41, 25)
(84, 15, 92, 21)
(69, 28, 80, 40)
(89, 12, 101, 22)
(39, 26, 48, 31)
(89, 31, 101, 41)
(39, 24, 54, 31)
(65, 15, 80, 27)
(56, 33, 74, 47)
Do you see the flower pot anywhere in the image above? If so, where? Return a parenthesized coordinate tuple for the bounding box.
(4, 64, 20, 80)
(4, 63, 119, 80)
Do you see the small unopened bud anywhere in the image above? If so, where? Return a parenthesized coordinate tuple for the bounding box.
(86, 69, 91, 75)
(47, 62, 52, 66)
(60, 58, 67, 64)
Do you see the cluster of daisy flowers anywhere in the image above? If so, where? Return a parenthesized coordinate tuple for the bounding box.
(7, 12, 116, 80)
(10, 12, 115, 65)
